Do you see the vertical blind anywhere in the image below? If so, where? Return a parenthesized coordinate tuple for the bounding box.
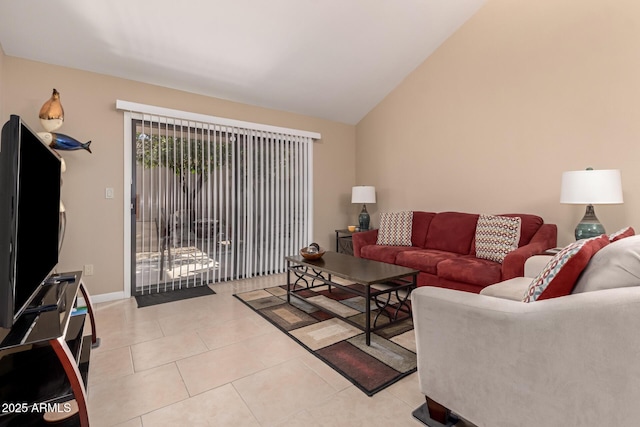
(122, 104, 317, 295)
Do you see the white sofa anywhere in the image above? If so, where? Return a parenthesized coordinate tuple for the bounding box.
(411, 235, 640, 427)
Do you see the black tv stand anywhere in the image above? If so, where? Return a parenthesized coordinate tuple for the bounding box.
(0, 271, 98, 427)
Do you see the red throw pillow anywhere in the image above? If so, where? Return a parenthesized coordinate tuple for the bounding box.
(523, 234, 610, 302)
(609, 226, 635, 243)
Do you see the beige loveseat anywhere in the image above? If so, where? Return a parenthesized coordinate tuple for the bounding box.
(411, 234, 640, 427)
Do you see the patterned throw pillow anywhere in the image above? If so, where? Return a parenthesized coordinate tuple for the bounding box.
(522, 234, 610, 302)
(475, 214, 522, 263)
(608, 226, 635, 243)
(376, 211, 413, 246)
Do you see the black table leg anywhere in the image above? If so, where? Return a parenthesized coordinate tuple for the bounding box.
(365, 285, 371, 345)
(286, 260, 291, 303)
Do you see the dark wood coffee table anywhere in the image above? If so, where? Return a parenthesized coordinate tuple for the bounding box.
(285, 251, 419, 345)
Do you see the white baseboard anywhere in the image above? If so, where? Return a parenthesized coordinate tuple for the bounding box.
(77, 291, 127, 307)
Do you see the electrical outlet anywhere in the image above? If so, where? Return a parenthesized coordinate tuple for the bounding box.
(84, 264, 94, 276)
(105, 187, 114, 199)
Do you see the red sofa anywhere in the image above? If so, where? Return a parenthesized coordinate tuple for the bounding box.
(352, 211, 557, 293)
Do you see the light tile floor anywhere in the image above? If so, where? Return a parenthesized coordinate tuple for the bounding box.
(87, 274, 428, 426)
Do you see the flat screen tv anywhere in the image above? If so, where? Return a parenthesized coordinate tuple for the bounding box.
(0, 115, 61, 328)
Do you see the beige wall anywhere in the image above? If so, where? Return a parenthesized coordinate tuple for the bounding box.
(356, 0, 640, 247)
(1, 57, 355, 297)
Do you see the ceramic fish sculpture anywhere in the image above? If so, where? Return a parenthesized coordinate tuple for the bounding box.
(39, 88, 64, 132)
(37, 131, 92, 153)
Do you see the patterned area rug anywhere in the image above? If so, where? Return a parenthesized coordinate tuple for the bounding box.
(234, 283, 417, 396)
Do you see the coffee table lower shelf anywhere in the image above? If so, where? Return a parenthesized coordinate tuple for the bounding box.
(285, 254, 418, 346)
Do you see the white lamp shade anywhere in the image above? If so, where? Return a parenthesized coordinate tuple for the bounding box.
(351, 186, 376, 204)
(560, 169, 623, 204)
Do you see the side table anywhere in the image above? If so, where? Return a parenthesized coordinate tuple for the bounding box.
(335, 228, 374, 255)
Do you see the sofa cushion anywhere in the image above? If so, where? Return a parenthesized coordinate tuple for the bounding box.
(425, 212, 479, 254)
(608, 226, 635, 243)
(395, 249, 461, 275)
(437, 256, 503, 287)
(523, 234, 609, 302)
(411, 211, 436, 247)
(498, 213, 544, 246)
(573, 235, 640, 293)
(475, 214, 521, 263)
(376, 211, 413, 246)
(360, 245, 419, 264)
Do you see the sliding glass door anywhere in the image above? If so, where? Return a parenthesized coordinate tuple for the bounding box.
(129, 114, 312, 295)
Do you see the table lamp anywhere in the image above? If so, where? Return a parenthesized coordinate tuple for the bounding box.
(351, 186, 376, 230)
(560, 168, 623, 240)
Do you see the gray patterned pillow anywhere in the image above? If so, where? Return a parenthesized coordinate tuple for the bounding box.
(376, 211, 413, 246)
(475, 214, 521, 263)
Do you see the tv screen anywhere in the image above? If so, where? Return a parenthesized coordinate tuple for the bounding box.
(0, 115, 61, 328)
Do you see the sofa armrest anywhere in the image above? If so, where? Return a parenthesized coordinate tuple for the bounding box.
(524, 255, 553, 277)
(501, 223, 557, 280)
(411, 286, 640, 426)
(481, 257, 553, 301)
(351, 229, 378, 258)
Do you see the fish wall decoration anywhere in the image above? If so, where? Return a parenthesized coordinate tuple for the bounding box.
(38, 132, 92, 153)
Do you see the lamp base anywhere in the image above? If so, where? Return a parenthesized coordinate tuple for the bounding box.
(574, 204, 605, 240)
(358, 204, 370, 231)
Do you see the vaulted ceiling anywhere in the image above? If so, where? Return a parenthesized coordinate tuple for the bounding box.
(0, 0, 485, 124)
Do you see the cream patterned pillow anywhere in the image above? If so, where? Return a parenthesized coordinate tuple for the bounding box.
(475, 214, 522, 263)
(523, 234, 609, 302)
(376, 211, 413, 246)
